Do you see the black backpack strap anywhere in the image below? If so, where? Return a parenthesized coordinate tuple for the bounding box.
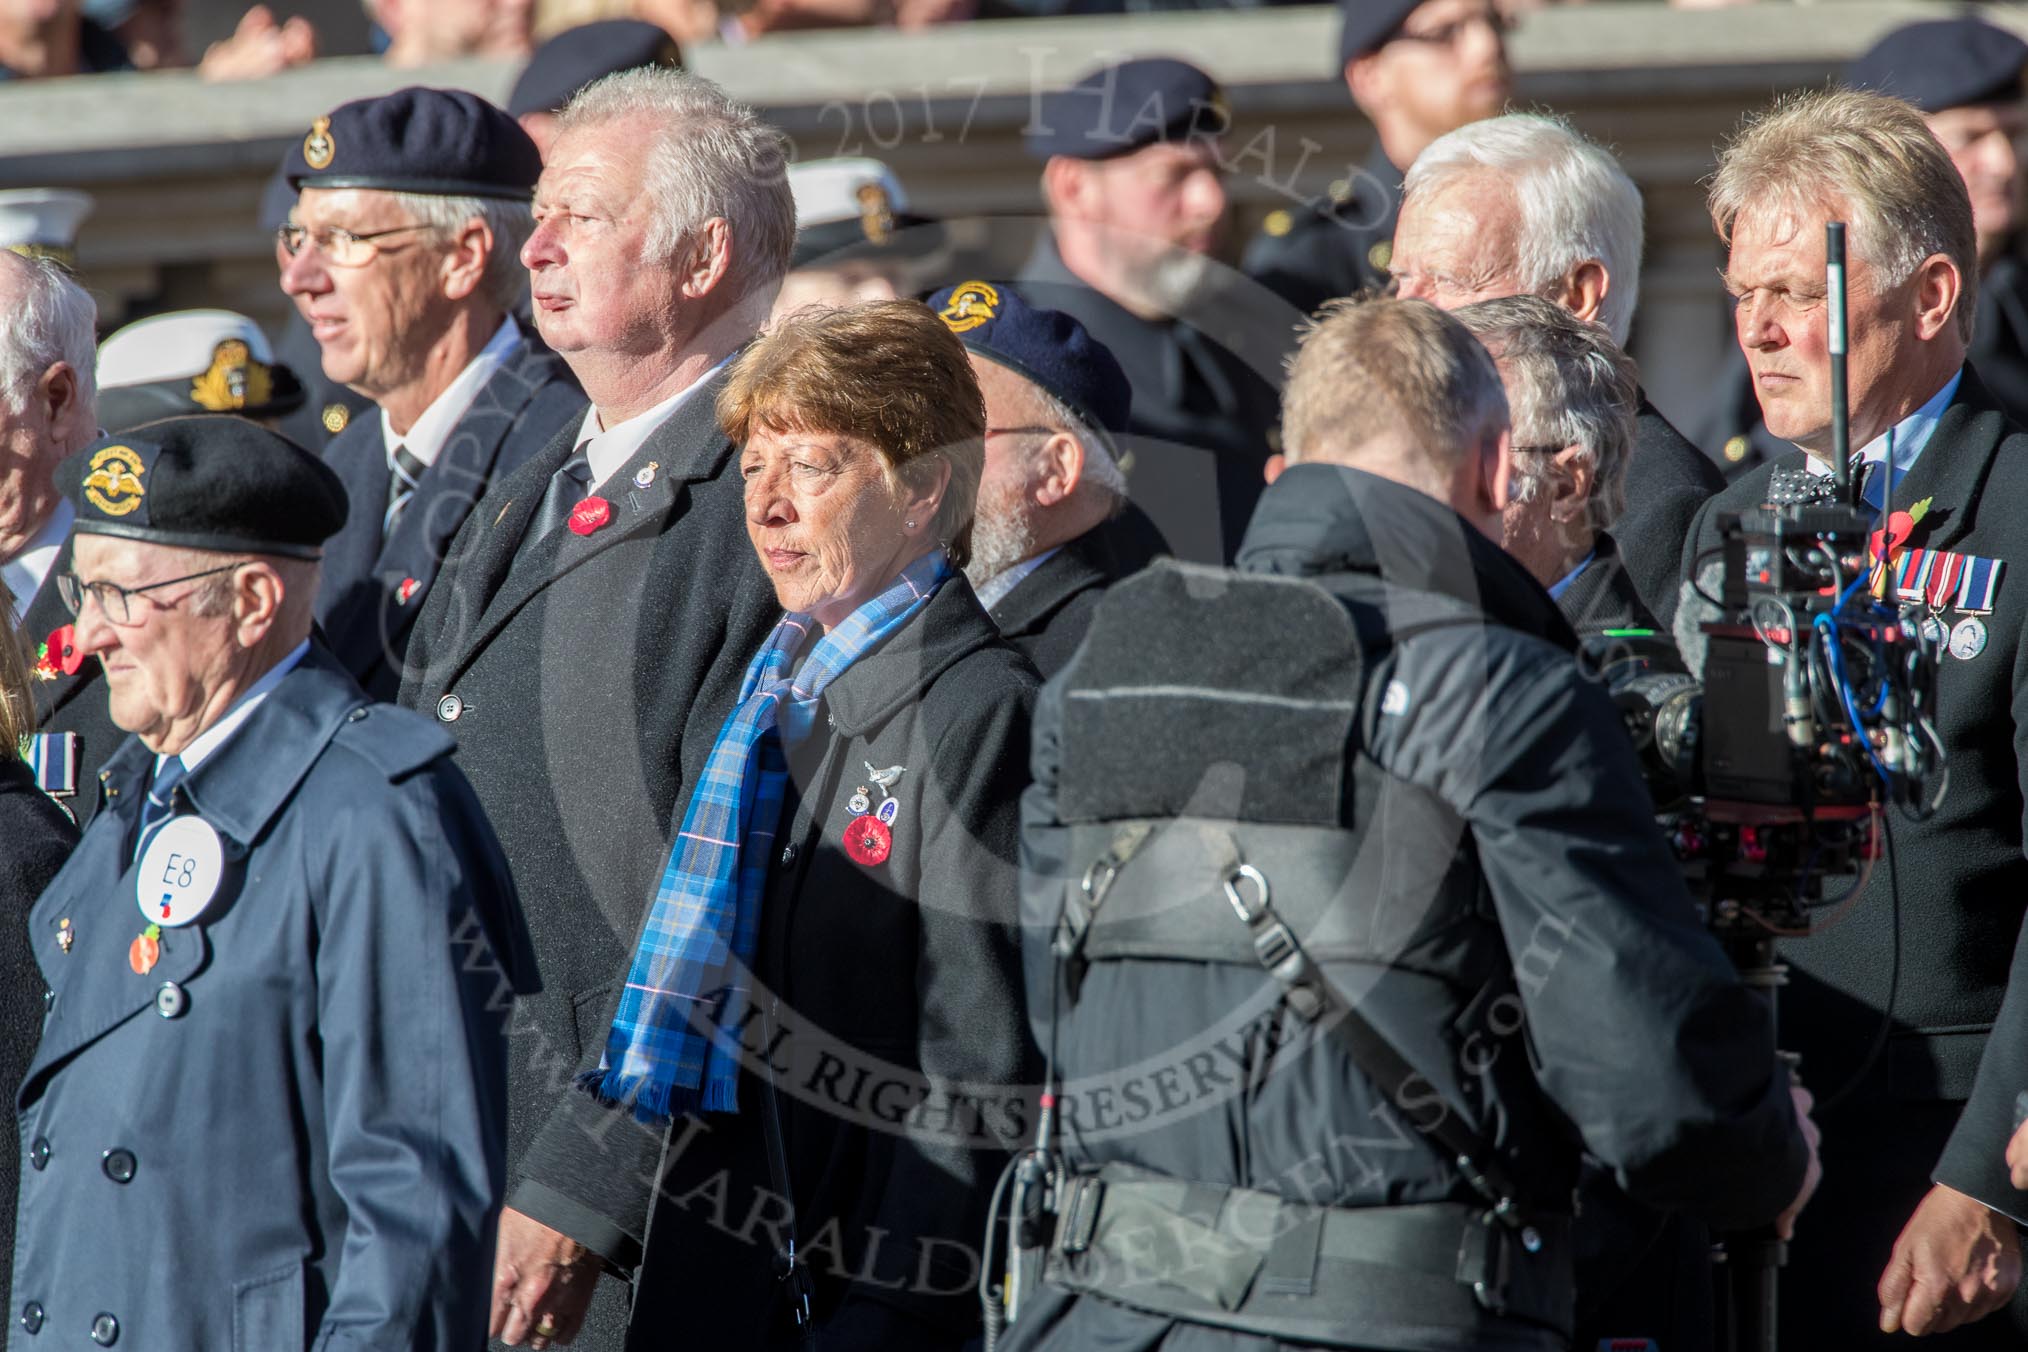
(1212, 839, 1533, 1229)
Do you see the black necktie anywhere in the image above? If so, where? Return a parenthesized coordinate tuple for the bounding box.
(133, 756, 187, 863)
(1768, 459, 1883, 509)
(523, 447, 593, 550)
(383, 443, 428, 538)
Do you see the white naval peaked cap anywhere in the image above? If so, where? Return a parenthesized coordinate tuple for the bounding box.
(787, 157, 911, 230)
(0, 188, 94, 261)
(98, 310, 280, 388)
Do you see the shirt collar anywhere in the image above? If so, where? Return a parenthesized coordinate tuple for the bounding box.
(1546, 547, 1596, 602)
(578, 352, 737, 492)
(973, 546, 1061, 611)
(2, 497, 73, 614)
(1806, 369, 1962, 483)
(162, 639, 311, 776)
(380, 315, 521, 469)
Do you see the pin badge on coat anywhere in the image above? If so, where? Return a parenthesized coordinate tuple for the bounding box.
(843, 762, 907, 865)
(136, 816, 226, 929)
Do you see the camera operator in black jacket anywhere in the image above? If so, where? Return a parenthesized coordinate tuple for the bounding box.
(1001, 297, 1817, 1352)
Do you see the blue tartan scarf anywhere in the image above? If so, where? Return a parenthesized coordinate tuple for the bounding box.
(581, 550, 950, 1122)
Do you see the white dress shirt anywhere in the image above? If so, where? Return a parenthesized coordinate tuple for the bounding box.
(973, 546, 1060, 612)
(575, 354, 737, 493)
(3, 497, 73, 616)
(380, 316, 522, 469)
(159, 639, 311, 777)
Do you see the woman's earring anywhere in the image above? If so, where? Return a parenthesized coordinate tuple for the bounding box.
(905, 519, 917, 530)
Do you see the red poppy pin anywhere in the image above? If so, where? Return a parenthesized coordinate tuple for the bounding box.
(37, 625, 81, 679)
(568, 496, 613, 536)
(844, 816, 892, 868)
(129, 925, 161, 976)
(396, 577, 421, 605)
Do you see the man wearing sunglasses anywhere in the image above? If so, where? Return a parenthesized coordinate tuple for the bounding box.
(279, 86, 584, 703)
(1244, 0, 1512, 323)
(17, 415, 532, 1352)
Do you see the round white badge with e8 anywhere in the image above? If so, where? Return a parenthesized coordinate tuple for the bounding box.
(135, 816, 225, 928)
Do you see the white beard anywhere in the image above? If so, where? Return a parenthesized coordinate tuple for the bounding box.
(965, 497, 1038, 591)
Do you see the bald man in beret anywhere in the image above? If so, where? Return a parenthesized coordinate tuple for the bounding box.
(12, 416, 531, 1352)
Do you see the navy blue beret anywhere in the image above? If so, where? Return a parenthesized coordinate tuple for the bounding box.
(1857, 16, 2028, 113)
(1338, 0, 1422, 72)
(60, 417, 347, 560)
(285, 87, 540, 200)
(1848, 18, 2028, 114)
(1025, 58, 1228, 162)
(924, 281, 1131, 445)
(508, 20, 683, 119)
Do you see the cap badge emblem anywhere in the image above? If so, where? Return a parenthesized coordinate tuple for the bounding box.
(303, 116, 335, 170)
(856, 182, 894, 246)
(82, 444, 146, 517)
(939, 281, 999, 334)
(190, 339, 271, 412)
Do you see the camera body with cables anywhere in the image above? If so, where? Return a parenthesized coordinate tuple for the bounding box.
(1606, 501, 1943, 939)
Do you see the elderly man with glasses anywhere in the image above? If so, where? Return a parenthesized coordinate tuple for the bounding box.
(15, 415, 532, 1352)
(279, 87, 584, 702)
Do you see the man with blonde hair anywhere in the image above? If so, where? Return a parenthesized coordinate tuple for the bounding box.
(1684, 87, 2028, 1346)
(1388, 111, 1723, 628)
(401, 66, 790, 1350)
(1004, 295, 1816, 1352)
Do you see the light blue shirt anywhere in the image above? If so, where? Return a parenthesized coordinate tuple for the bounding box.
(1546, 549, 1596, 602)
(1807, 369, 1962, 509)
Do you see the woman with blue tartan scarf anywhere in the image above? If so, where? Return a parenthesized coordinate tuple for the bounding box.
(565, 301, 1042, 1351)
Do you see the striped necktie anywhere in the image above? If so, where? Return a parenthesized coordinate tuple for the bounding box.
(133, 756, 187, 863)
(383, 443, 428, 538)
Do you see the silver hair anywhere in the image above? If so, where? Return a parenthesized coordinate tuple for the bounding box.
(0, 252, 97, 412)
(556, 68, 795, 302)
(1404, 112, 1645, 346)
(386, 190, 534, 314)
(1455, 294, 1638, 532)
(1033, 387, 1127, 503)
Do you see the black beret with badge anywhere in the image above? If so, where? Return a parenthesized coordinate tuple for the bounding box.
(508, 19, 683, 118)
(1337, 0, 1423, 73)
(285, 86, 540, 200)
(59, 417, 348, 561)
(1025, 57, 1229, 162)
(1846, 17, 2028, 114)
(923, 280, 1131, 450)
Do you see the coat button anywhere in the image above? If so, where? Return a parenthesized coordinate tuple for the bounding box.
(779, 843, 798, 868)
(20, 1302, 42, 1334)
(436, 694, 464, 723)
(29, 1138, 49, 1171)
(90, 1312, 117, 1345)
(154, 983, 187, 1019)
(101, 1149, 136, 1184)
(41, 990, 52, 1012)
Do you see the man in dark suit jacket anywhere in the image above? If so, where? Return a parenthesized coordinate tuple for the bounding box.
(921, 282, 1164, 677)
(1684, 89, 2028, 1346)
(1016, 59, 1282, 565)
(399, 67, 792, 1351)
(1693, 17, 2028, 481)
(0, 251, 115, 826)
(277, 87, 586, 702)
(1389, 111, 1722, 631)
